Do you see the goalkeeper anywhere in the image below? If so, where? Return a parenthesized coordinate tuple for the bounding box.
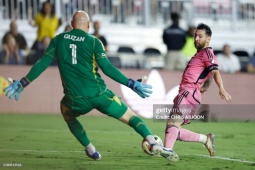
(4, 11, 178, 162)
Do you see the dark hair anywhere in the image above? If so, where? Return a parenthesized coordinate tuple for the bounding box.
(170, 12, 179, 23)
(40, 1, 55, 17)
(196, 23, 212, 37)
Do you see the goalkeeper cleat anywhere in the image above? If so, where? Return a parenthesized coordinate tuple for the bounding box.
(150, 144, 179, 162)
(85, 149, 102, 160)
(204, 133, 215, 156)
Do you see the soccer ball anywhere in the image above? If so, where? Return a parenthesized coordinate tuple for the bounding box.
(141, 135, 163, 155)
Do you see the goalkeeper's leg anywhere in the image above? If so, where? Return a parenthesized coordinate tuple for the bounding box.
(99, 94, 179, 162)
(98, 95, 157, 145)
(120, 108, 157, 144)
(119, 107, 179, 162)
(61, 103, 101, 160)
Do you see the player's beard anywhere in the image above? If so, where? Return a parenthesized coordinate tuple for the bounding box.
(195, 41, 206, 51)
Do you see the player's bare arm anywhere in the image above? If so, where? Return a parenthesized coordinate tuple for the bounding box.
(200, 76, 213, 94)
(211, 70, 232, 102)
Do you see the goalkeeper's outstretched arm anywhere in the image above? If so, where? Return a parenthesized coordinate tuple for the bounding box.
(97, 58, 152, 98)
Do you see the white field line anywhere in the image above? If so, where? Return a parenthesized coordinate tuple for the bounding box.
(193, 154, 255, 164)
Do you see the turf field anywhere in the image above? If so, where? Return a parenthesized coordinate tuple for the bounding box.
(0, 114, 255, 170)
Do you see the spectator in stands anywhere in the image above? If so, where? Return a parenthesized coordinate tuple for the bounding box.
(182, 25, 197, 61)
(92, 21, 108, 52)
(27, 36, 56, 65)
(216, 44, 241, 73)
(2, 20, 29, 53)
(0, 34, 24, 65)
(64, 24, 72, 32)
(29, 1, 61, 50)
(246, 53, 255, 74)
(162, 12, 186, 70)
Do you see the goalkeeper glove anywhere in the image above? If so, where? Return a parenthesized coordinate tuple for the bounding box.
(127, 79, 152, 98)
(4, 77, 30, 101)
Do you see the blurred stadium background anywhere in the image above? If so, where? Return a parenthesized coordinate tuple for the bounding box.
(0, 0, 255, 57)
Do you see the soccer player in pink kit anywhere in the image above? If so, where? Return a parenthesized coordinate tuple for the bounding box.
(164, 23, 232, 160)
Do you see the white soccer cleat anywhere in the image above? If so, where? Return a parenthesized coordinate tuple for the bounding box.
(85, 149, 102, 160)
(204, 133, 215, 156)
(151, 144, 179, 162)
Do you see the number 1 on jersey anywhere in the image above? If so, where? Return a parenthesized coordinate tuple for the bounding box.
(70, 44, 77, 64)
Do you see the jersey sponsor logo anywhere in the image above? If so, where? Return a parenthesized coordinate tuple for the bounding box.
(101, 53, 106, 57)
(64, 34, 85, 42)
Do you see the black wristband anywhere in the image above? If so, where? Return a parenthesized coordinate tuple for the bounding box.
(127, 79, 135, 89)
(20, 77, 30, 88)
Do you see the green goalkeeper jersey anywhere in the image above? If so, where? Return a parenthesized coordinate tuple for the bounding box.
(25, 29, 128, 97)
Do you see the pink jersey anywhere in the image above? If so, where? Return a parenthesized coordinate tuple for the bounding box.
(180, 47, 218, 91)
(173, 47, 218, 124)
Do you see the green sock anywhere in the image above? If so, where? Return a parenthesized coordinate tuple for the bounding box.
(67, 119, 90, 147)
(128, 116, 152, 138)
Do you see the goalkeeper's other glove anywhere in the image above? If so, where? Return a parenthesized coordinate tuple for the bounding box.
(127, 79, 152, 98)
(4, 77, 30, 101)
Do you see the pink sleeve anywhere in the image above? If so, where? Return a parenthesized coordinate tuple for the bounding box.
(203, 48, 218, 71)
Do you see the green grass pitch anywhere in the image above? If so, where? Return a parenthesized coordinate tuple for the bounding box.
(0, 113, 255, 170)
